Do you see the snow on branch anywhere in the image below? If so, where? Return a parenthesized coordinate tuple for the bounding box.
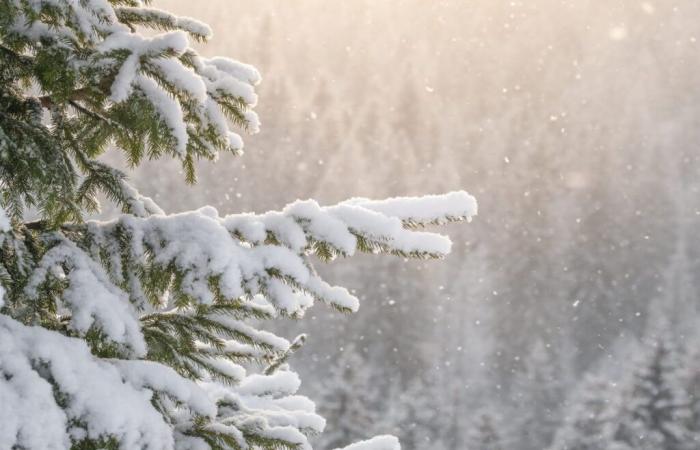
(197, 369, 326, 446)
(346, 191, 478, 227)
(25, 237, 147, 356)
(0, 189, 476, 450)
(335, 435, 402, 450)
(0, 316, 185, 450)
(114, 6, 213, 41)
(7, 0, 261, 165)
(81, 191, 476, 321)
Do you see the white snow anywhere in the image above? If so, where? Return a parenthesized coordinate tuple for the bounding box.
(0, 316, 174, 450)
(115, 6, 213, 40)
(152, 58, 208, 102)
(209, 315, 291, 352)
(135, 75, 189, 155)
(119, 180, 165, 217)
(236, 370, 301, 397)
(285, 200, 358, 255)
(25, 239, 146, 356)
(114, 360, 216, 417)
(85, 191, 473, 316)
(335, 435, 402, 450)
(345, 191, 478, 225)
(0, 206, 11, 232)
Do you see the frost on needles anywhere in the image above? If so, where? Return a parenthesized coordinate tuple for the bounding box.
(0, 1, 477, 449)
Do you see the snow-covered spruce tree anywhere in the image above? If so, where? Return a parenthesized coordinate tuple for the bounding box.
(312, 344, 382, 450)
(0, 2, 477, 450)
(464, 408, 507, 450)
(548, 371, 624, 450)
(379, 377, 447, 450)
(685, 338, 700, 447)
(613, 327, 695, 450)
(509, 340, 566, 450)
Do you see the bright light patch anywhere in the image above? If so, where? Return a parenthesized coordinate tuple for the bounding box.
(609, 25, 628, 41)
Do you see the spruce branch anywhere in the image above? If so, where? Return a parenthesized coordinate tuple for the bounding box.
(264, 334, 307, 375)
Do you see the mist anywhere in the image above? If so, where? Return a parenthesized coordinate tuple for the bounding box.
(120, 1, 700, 448)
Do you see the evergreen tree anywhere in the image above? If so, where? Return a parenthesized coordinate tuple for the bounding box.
(465, 408, 507, 450)
(0, 2, 478, 449)
(509, 340, 566, 450)
(684, 336, 700, 448)
(313, 344, 384, 450)
(549, 372, 623, 450)
(430, 245, 500, 448)
(614, 328, 695, 450)
(552, 325, 700, 450)
(381, 378, 446, 450)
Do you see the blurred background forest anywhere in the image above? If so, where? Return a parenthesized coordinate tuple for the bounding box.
(108, 1, 700, 448)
